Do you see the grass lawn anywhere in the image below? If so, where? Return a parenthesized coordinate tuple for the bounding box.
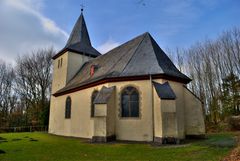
(0, 132, 238, 161)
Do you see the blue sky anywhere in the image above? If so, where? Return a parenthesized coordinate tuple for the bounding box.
(43, 0, 240, 48)
(0, 0, 239, 62)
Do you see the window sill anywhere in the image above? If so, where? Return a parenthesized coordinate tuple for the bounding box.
(119, 117, 141, 120)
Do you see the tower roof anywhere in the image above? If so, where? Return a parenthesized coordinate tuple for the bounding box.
(66, 12, 91, 47)
(52, 12, 101, 59)
(54, 32, 191, 96)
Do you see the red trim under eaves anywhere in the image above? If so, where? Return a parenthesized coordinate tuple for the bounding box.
(53, 74, 191, 97)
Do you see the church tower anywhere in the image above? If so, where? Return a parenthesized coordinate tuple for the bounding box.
(51, 11, 101, 93)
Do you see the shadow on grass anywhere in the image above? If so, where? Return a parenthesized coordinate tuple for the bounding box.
(11, 138, 22, 142)
(0, 149, 6, 154)
(0, 137, 6, 140)
(0, 137, 8, 144)
(29, 138, 38, 142)
(193, 134, 237, 148)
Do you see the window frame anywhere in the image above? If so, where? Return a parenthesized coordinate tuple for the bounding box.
(120, 86, 140, 118)
(60, 58, 63, 67)
(57, 58, 63, 69)
(57, 59, 60, 68)
(65, 96, 71, 119)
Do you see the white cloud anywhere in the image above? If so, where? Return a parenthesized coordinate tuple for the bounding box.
(0, 0, 68, 63)
(97, 39, 120, 54)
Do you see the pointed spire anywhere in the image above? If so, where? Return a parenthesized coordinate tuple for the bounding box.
(52, 9, 101, 59)
(65, 11, 92, 47)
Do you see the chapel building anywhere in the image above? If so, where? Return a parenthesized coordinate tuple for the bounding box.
(49, 11, 205, 144)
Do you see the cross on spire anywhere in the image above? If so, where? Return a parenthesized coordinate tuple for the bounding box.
(80, 4, 85, 12)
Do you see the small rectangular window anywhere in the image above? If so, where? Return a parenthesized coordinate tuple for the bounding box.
(57, 59, 60, 68)
(57, 58, 63, 68)
(65, 97, 71, 119)
(60, 58, 63, 67)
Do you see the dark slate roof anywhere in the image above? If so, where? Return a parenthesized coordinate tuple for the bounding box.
(153, 81, 176, 100)
(94, 86, 115, 104)
(52, 13, 101, 59)
(66, 12, 91, 47)
(55, 32, 191, 95)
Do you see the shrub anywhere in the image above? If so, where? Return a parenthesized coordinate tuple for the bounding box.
(228, 116, 240, 130)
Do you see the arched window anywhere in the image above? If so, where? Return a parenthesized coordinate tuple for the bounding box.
(121, 86, 139, 117)
(65, 96, 71, 119)
(91, 90, 99, 117)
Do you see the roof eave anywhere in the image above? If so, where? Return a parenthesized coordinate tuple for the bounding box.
(53, 74, 191, 97)
(52, 47, 98, 60)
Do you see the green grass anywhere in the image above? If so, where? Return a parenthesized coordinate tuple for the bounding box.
(0, 132, 237, 161)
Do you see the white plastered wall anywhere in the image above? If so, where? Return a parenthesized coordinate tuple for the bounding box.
(67, 52, 91, 83)
(109, 80, 154, 142)
(94, 104, 107, 137)
(93, 89, 116, 138)
(153, 82, 162, 139)
(161, 100, 178, 138)
(184, 87, 205, 135)
(106, 91, 116, 136)
(49, 51, 93, 136)
(49, 83, 108, 138)
(49, 77, 205, 141)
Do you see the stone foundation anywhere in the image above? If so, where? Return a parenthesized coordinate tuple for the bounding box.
(92, 135, 116, 143)
(154, 137, 163, 144)
(186, 134, 205, 139)
(154, 137, 183, 145)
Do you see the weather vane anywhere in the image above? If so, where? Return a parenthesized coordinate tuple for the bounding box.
(80, 4, 85, 12)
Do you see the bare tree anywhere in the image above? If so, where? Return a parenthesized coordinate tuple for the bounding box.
(169, 27, 240, 124)
(0, 61, 15, 127)
(15, 48, 54, 126)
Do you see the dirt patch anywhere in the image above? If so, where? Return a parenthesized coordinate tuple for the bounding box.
(221, 148, 240, 161)
(0, 149, 6, 154)
(221, 134, 240, 161)
(11, 138, 22, 141)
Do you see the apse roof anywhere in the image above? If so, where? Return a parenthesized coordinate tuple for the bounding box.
(55, 32, 191, 96)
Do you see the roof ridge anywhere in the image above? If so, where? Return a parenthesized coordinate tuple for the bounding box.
(150, 34, 176, 71)
(148, 34, 185, 76)
(101, 32, 149, 55)
(119, 33, 148, 76)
